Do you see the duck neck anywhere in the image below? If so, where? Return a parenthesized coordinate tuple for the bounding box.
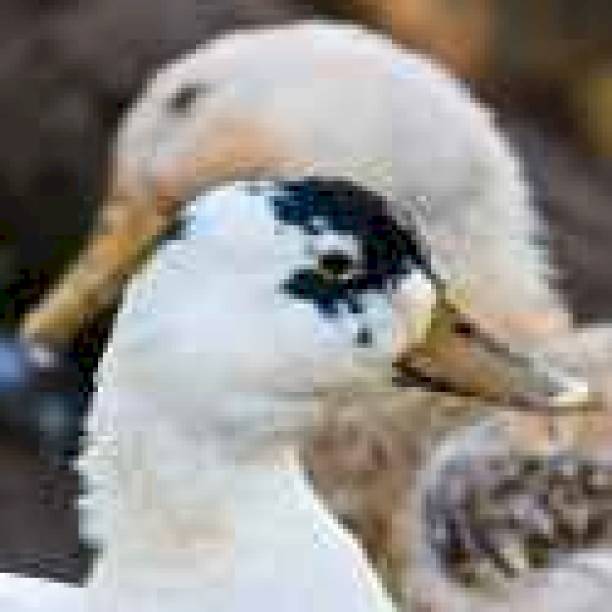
(80, 387, 315, 580)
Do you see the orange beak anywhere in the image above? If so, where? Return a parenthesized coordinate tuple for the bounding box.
(394, 292, 596, 412)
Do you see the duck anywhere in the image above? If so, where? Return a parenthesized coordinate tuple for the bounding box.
(0, 20, 596, 611)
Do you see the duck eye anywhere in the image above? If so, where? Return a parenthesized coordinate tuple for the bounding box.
(166, 82, 208, 114)
(316, 249, 355, 280)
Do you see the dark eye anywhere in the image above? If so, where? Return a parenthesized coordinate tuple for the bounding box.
(166, 83, 208, 115)
(316, 249, 355, 281)
(280, 249, 359, 317)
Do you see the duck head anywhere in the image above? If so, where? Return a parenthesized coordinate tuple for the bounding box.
(105, 177, 590, 441)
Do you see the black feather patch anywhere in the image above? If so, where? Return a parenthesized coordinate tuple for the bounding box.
(270, 177, 433, 318)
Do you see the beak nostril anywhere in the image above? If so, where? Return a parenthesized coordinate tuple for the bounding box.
(354, 326, 373, 347)
(451, 318, 474, 337)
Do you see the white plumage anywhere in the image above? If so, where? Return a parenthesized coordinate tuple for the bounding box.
(82, 181, 406, 611)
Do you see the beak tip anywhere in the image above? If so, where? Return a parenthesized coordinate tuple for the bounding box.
(550, 378, 594, 410)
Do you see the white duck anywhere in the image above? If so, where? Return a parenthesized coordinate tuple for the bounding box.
(3, 21, 595, 611)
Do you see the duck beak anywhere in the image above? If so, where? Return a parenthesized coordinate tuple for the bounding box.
(393, 292, 594, 411)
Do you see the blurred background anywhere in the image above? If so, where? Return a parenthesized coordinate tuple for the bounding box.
(0, 0, 610, 588)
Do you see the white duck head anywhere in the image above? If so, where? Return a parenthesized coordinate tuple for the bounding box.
(105, 177, 439, 444)
(103, 176, 592, 462)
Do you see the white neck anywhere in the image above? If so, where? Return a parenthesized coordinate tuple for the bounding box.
(79, 381, 314, 549)
(78, 387, 393, 611)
